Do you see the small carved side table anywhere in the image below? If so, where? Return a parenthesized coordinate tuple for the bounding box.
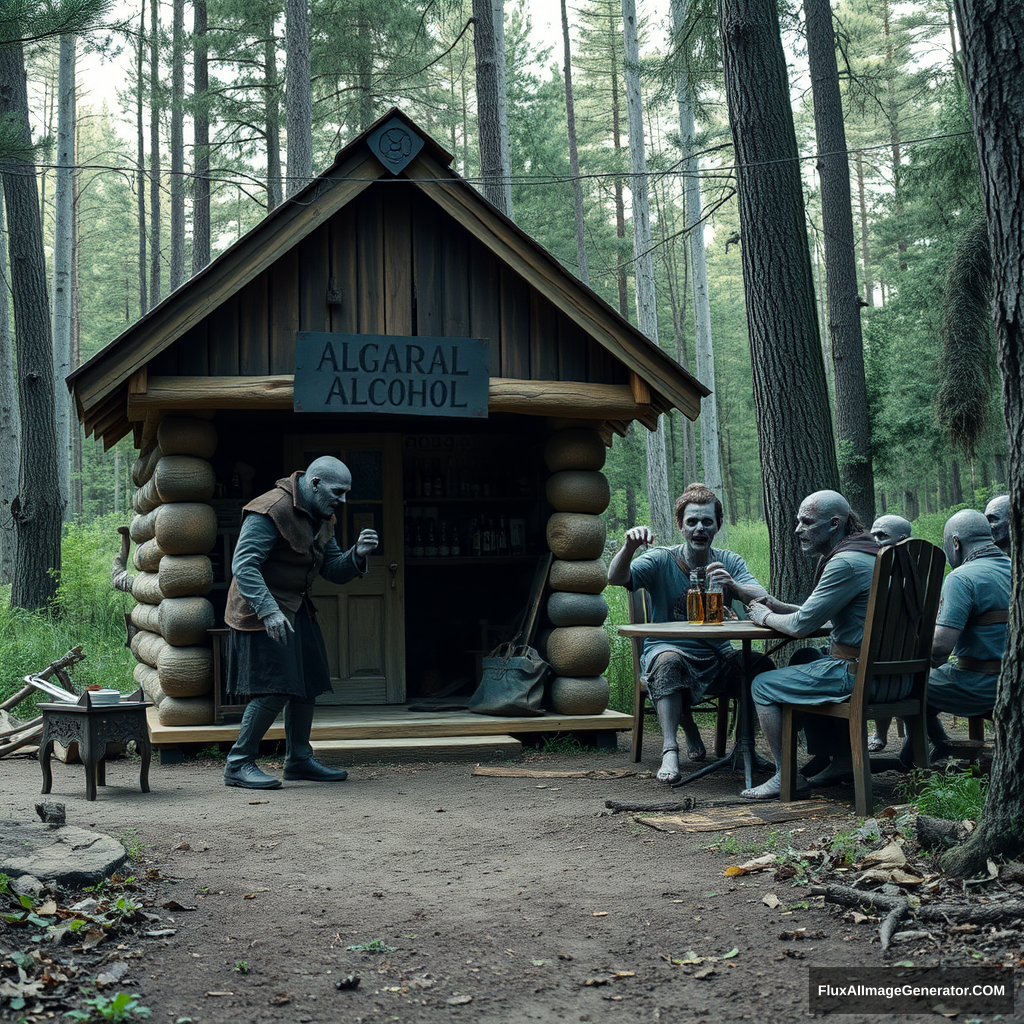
(38, 693, 153, 801)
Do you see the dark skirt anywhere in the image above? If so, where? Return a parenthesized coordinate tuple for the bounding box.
(226, 610, 332, 699)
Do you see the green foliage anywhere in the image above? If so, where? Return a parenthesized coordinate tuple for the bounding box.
(0, 514, 135, 705)
(234, 960, 249, 973)
(117, 829, 145, 862)
(64, 992, 151, 1023)
(898, 763, 988, 821)
(346, 938, 396, 953)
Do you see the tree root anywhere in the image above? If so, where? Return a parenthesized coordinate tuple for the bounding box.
(809, 884, 909, 951)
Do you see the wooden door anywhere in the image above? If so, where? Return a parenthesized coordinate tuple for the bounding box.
(285, 433, 405, 704)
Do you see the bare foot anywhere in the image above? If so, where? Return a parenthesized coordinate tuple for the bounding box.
(680, 714, 706, 762)
(657, 748, 681, 784)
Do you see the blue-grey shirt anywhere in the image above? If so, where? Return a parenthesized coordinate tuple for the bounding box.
(231, 512, 366, 621)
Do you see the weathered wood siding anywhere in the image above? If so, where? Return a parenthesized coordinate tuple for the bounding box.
(148, 184, 625, 387)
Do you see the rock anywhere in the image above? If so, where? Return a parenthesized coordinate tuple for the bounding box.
(0, 821, 128, 889)
(10, 874, 44, 897)
(34, 801, 66, 826)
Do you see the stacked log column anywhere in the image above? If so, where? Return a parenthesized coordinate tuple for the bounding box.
(543, 428, 611, 715)
(129, 418, 218, 727)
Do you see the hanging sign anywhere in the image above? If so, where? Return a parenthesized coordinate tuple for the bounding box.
(294, 333, 490, 418)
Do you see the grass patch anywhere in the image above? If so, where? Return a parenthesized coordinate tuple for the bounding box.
(897, 762, 988, 820)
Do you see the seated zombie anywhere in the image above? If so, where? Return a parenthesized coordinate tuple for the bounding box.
(742, 490, 880, 800)
(607, 483, 771, 784)
(984, 494, 1011, 555)
(908, 508, 1009, 761)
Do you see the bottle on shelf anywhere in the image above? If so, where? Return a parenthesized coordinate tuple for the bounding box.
(425, 518, 439, 558)
(686, 571, 704, 624)
(471, 519, 482, 558)
(439, 521, 450, 558)
(498, 516, 509, 556)
(451, 522, 462, 558)
(482, 518, 492, 556)
(412, 520, 425, 558)
(432, 460, 443, 498)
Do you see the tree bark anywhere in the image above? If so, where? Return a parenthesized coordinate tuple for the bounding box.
(135, 3, 147, 313)
(717, 0, 839, 603)
(285, 0, 312, 197)
(149, 0, 161, 305)
(805, 0, 875, 524)
(52, 31, 74, 522)
(192, 0, 210, 273)
(942, 0, 1024, 877)
(472, 0, 513, 217)
(0, 183, 19, 583)
(673, 0, 725, 527)
(622, 0, 672, 546)
(561, 0, 589, 286)
(0, 40, 64, 609)
(170, 0, 185, 290)
(264, 17, 283, 211)
(855, 153, 872, 306)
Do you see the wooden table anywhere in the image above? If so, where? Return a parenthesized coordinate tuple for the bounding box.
(616, 620, 829, 790)
(38, 695, 153, 801)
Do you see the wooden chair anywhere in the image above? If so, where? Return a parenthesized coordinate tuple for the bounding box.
(628, 588, 734, 763)
(780, 538, 947, 816)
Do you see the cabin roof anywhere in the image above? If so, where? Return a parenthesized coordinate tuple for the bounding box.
(68, 108, 708, 448)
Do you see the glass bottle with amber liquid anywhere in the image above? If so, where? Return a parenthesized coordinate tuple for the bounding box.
(704, 574, 725, 624)
(686, 571, 704, 624)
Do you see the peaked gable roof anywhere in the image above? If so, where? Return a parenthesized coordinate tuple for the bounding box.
(68, 108, 708, 447)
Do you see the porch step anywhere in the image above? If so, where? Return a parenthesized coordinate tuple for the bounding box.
(310, 734, 523, 765)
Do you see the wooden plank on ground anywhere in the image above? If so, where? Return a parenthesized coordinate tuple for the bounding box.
(472, 766, 637, 779)
(636, 800, 852, 833)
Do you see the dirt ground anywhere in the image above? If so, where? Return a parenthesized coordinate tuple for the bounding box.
(2, 735, 1022, 1023)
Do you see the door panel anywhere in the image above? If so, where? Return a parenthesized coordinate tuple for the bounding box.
(286, 433, 405, 704)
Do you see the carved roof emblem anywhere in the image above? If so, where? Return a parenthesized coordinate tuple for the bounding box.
(367, 117, 424, 175)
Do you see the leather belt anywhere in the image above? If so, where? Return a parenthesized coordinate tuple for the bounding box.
(956, 656, 1002, 674)
(971, 609, 1009, 626)
(829, 641, 860, 662)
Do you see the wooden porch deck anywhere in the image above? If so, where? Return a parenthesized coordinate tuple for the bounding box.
(147, 705, 631, 754)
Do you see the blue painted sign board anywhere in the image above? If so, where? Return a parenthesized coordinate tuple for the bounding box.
(294, 333, 490, 418)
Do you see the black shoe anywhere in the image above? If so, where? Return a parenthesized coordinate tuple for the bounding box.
(283, 758, 348, 782)
(224, 761, 282, 789)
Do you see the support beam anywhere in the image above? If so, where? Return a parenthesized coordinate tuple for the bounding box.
(127, 375, 649, 422)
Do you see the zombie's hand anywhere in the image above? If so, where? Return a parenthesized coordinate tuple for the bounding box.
(746, 601, 771, 627)
(263, 610, 294, 645)
(624, 526, 654, 552)
(355, 529, 379, 559)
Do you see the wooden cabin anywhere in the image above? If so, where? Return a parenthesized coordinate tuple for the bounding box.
(68, 110, 708, 761)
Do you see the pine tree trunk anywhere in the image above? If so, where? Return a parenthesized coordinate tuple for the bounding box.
(136, 4, 148, 314)
(717, 0, 839, 603)
(472, 0, 513, 217)
(942, 0, 1024, 876)
(855, 153, 872, 306)
(170, 0, 185, 289)
(192, 0, 210, 273)
(265, 19, 282, 211)
(673, 0, 724, 521)
(285, 0, 312, 197)
(149, 0, 161, 305)
(609, 9, 628, 318)
(805, 0, 875, 524)
(0, 183, 19, 584)
(622, 0, 672, 547)
(52, 31, 74, 522)
(0, 40, 64, 609)
(70, 160, 82, 519)
(561, 0, 589, 285)
(355, 4, 373, 131)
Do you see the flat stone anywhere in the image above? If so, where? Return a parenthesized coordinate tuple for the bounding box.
(0, 821, 128, 889)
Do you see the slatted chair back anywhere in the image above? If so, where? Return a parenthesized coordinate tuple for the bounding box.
(780, 538, 946, 815)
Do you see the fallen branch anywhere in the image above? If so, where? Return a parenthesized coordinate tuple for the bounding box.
(0, 725, 43, 756)
(605, 799, 696, 813)
(916, 901, 1024, 925)
(809, 883, 909, 952)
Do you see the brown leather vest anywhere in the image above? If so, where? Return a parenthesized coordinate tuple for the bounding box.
(225, 473, 336, 631)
